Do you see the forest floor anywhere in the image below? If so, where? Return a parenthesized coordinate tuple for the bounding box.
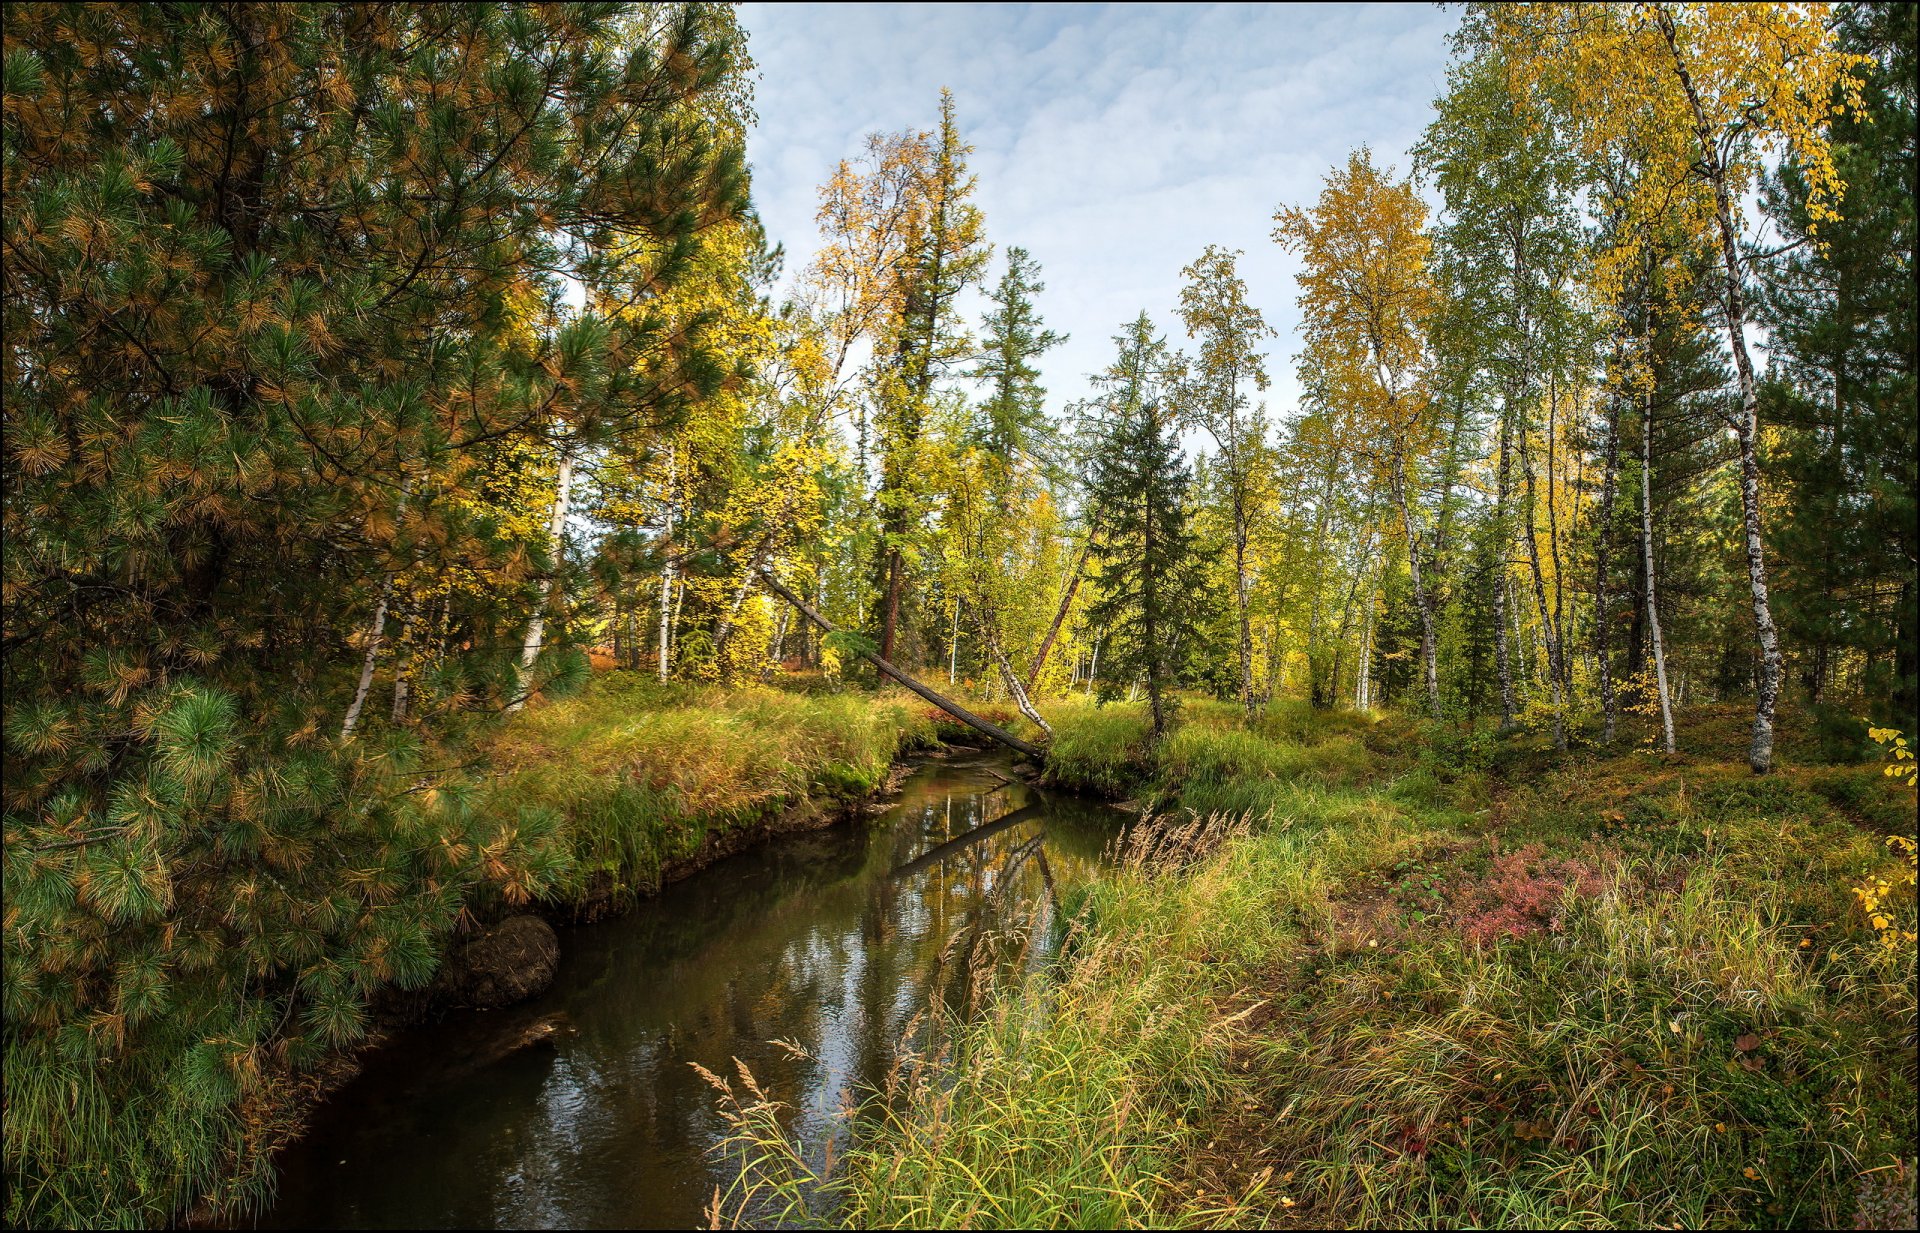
(761, 697, 1919, 1230)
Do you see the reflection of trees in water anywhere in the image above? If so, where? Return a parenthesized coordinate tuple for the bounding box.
(262, 764, 1121, 1231)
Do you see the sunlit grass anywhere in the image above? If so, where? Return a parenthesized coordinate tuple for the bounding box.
(710, 701, 1918, 1229)
(484, 674, 938, 896)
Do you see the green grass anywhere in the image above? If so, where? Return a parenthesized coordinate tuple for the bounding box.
(3, 672, 940, 1230)
(482, 674, 940, 898)
(715, 699, 1918, 1229)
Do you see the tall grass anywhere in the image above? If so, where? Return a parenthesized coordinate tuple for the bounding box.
(714, 700, 1917, 1229)
(485, 675, 938, 896)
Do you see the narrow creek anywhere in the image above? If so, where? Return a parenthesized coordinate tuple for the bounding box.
(252, 751, 1127, 1230)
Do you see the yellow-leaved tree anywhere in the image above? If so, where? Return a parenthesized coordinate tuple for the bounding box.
(1274, 149, 1444, 718)
(1486, 1, 1869, 772)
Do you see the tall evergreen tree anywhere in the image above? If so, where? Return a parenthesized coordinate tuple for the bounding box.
(1759, 1, 1918, 723)
(1082, 315, 1208, 740)
(0, 5, 749, 1224)
(971, 245, 1065, 493)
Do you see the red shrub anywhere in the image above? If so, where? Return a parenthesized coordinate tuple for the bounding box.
(1457, 844, 1602, 944)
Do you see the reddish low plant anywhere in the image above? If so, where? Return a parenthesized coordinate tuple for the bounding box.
(1456, 844, 1603, 944)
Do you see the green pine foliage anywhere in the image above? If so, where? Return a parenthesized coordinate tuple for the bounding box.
(1082, 315, 1212, 740)
(2, 4, 750, 1225)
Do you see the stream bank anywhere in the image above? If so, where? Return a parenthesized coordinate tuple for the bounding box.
(244, 749, 1123, 1229)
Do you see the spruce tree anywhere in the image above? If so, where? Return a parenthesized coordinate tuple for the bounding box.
(1758, 1, 1918, 722)
(1082, 315, 1209, 740)
(970, 245, 1065, 496)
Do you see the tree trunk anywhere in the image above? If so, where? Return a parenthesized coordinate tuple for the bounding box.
(1144, 490, 1166, 739)
(755, 568, 1044, 758)
(878, 548, 905, 664)
(1642, 383, 1676, 754)
(1026, 525, 1096, 691)
(343, 477, 413, 737)
(1232, 492, 1257, 720)
(1391, 453, 1441, 720)
(389, 596, 411, 723)
(510, 445, 574, 713)
(984, 620, 1052, 738)
(1492, 407, 1518, 731)
(1594, 385, 1623, 742)
(657, 445, 677, 684)
(340, 581, 390, 739)
(949, 596, 961, 686)
(1545, 370, 1572, 714)
(1514, 401, 1568, 749)
(713, 533, 777, 669)
(1355, 590, 1373, 709)
(1660, 13, 1780, 773)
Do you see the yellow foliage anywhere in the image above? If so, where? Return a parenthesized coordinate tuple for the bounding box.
(1489, 2, 1870, 310)
(1853, 728, 1918, 951)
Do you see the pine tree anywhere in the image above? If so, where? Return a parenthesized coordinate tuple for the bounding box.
(1082, 315, 1209, 740)
(971, 245, 1065, 494)
(0, 5, 749, 1224)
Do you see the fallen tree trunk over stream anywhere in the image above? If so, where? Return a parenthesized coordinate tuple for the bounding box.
(889, 801, 1046, 880)
(754, 568, 1046, 760)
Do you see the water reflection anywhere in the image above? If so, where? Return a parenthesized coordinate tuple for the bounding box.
(255, 754, 1123, 1231)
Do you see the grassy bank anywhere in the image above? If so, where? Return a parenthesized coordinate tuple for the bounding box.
(2, 673, 941, 1229)
(483, 675, 942, 902)
(719, 700, 1918, 1229)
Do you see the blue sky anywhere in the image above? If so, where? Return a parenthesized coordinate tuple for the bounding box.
(737, 1, 1461, 418)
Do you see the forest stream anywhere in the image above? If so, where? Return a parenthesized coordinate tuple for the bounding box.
(249, 753, 1126, 1230)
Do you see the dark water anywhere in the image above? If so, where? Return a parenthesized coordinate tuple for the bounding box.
(253, 753, 1123, 1230)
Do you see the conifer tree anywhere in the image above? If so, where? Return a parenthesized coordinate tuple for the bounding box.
(971, 245, 1065, 496)
(1759, 1, 1917, 722)
(1, 5, 749, 1224)
(1082, 315, 1209, 740)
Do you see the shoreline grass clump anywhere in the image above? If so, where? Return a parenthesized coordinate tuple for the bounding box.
(483, 675, 940, 898)
(2, 672, 936, 1230)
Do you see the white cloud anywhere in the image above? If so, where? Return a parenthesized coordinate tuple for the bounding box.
(739, 1, 1459, 419)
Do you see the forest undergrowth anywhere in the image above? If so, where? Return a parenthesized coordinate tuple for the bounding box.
(707, 699, 1919, 1230)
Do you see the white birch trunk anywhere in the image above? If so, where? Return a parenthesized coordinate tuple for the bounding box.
(510, 444, 574, 713)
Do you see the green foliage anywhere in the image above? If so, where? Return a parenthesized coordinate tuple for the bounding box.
(970, 245, 1066, 488)
(1081, 315, 1214, 740)
(1759, 1, 1919, 720)
(2, 4, 752, 1225)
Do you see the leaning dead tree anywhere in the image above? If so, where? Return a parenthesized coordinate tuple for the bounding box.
(754, 567, 1045, 760)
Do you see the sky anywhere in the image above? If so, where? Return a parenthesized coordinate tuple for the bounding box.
(736, 1, 1462, 419)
